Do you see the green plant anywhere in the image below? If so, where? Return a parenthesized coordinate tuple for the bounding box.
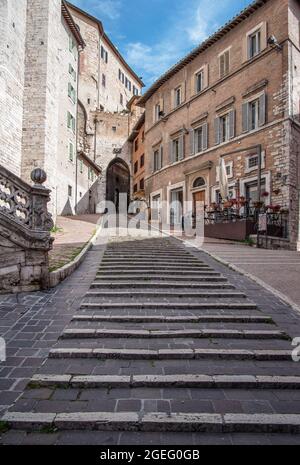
(51, 225, 63, 234)
(0, 421, 10, 434)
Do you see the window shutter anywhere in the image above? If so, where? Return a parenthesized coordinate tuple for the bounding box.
(225, 51, 230, 74)
(203, 65, 209, 89)
(247, 35, 252, 60)
(169, 141, 174, 164)
(179, 134, 184, 160)
(159, 98, 164, 112)
(229, 110, 235, 139)
(259, 92, 266, 126)
(261, 22, 267, 51)
(202, 123, 208, 151)
(190, 129, 195, 156)
(220, 54, 225, 77)
(191, 74, 196, 96)
(214, 117, 220, 145)
(159, 146, 163, 170)
(242, 102, 249, 133)
(151, 152, 155, 173)
(182, 81, 186, 103)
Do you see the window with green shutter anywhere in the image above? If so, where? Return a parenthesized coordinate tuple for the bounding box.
(68, 142, 74, 162)
(69, 64, 77, 82)
(67, 112, 76, 133)
(68, 83, 76, 103)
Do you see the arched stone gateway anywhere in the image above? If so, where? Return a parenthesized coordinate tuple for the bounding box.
(106, 158, 130, 212)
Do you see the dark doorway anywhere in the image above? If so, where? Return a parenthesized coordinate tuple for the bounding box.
(106, 158, 130, 212)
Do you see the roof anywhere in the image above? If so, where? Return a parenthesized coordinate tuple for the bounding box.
(128, 112, 145, 142)
(62, 1, 85, 48)
(66, 1, 145, 87)
(138, 0, 269, 106)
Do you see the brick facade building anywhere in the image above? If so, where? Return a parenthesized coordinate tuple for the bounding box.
(129, 113, 146, 200)
(139, 0, 300, 249)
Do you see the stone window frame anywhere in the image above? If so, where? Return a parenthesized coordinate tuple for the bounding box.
(69, 64, 77, 82)
(211, 182, 237, 204)
(190, 121, 208, 156)
(174, 85, 182, 108)
(244, 150, 266, 174)
(242, 90, 267, 133)
(245, 22, 267, 61)
(153, 145, 163, 173)
(67, 111, 76, 133)
(192, 64, 209, 96)
(68, 82, 76, 104)
(150, 189, 163, 223)
(68, 141, 74, 163)
(215, 108, 235, 145)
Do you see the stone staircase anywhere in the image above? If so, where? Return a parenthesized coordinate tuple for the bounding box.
(2, 237, 300, 437)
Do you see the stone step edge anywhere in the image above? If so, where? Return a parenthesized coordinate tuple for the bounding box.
(80, 303, 258, 310)
(2, 412, 300, 433)
(72, 315, 273, 324)
(61, 329, 288, 340)
(90, 283, 234, 288)
(28, 374, 300, 390)
(85, 291, 247, 298)
(49, 348, 292, 361)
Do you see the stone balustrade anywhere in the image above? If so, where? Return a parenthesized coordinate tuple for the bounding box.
(0, 166, 54, 293)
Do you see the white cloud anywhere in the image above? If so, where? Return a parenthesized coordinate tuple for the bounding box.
(125, 0, 233, 87)
(74, 0, 122, 20)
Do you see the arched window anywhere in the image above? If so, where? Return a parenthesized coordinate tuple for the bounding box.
(193, 177, 206, 189)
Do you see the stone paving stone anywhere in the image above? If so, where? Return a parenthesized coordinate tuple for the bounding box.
(116, 399, 141, 412)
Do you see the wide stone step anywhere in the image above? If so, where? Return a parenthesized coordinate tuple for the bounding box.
(103, 253, 193, 258)
(94, 275, 227, 281)
(85, 290, 247, 299)
(29, 373, 300, 389)
(49, 348, 292, 361)
(80, 302, 257, 310)
(72, 315, 273, 324)
(90, 282, 235, 290)
(61, 329, 287, 340)
(3, 412, 300, 433)
(97, 269, 220, 275)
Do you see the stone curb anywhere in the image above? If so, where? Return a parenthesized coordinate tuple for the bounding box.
(48, 218, 104, 288)
(80, 302, 257, 310)
(72, 315, 273, 323)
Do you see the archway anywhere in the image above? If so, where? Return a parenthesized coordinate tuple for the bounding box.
(106, 158, 130, 212)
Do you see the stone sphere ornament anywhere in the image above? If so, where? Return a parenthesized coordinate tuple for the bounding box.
(31, 168, 47, 186)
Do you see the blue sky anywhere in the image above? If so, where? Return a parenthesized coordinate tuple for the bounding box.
(71, 0, 252, 88)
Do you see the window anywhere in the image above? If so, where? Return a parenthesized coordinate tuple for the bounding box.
(154, 103, 161, 122)
(102, 74, 106, 87)
(125, 77, 132, 91)
(242, 93, 266, 132)
(120, 93, 123, 105)
(193, 177, 206, 189)
(79, 159, 83, 173)
(133, 184, 138, 193)
(68, 142, 74, 162)
(101, 46, 108, 63)
(69, 35, 76, 54)
(68, 185, 72, 197)
(194, 125, 205, 153)
(245, 152, 265, 173)
(88, 167, 95, 182)
(68, 83, 76, 103)
(220, 114, 230, 143)
(153, 147, 163, 172)
(134, 161, 138, 174)
(69, 64, 76, 82)
(140, 178, 144, 190)
(135, 139, 139, 152)
(119, 69, 125, 83)
(215, 110, 235, 144)
(140, 154, 145, 168)
(112, 126, 117, 132)
(67, 112, 76, 133)
(133, 85, 139, 96)
(173, 139, 180, 162)
(248, 29, 261, 58)
(219, 50, 230, 78)
(195, 70, 204, 93)
(142, 131, 145, 142)
(174, 86, 181, 107)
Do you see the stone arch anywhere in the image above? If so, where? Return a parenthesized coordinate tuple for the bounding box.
(192, 176, 206, 189)
(106, 157, 130, 212)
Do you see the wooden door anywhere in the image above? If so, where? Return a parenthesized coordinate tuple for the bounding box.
(193, 191, 205, 216)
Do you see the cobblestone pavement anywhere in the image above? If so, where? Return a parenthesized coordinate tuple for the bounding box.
(201, 239, 300, 309)
(1, 234, 300, 444)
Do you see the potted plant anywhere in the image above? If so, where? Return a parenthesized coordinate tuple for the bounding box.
(253, 201, 264, 209)
(262, 191, 269, 198)
(224, 200, 233, 208)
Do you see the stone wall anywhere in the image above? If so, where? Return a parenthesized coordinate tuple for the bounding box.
(0, 0, 27, 176)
